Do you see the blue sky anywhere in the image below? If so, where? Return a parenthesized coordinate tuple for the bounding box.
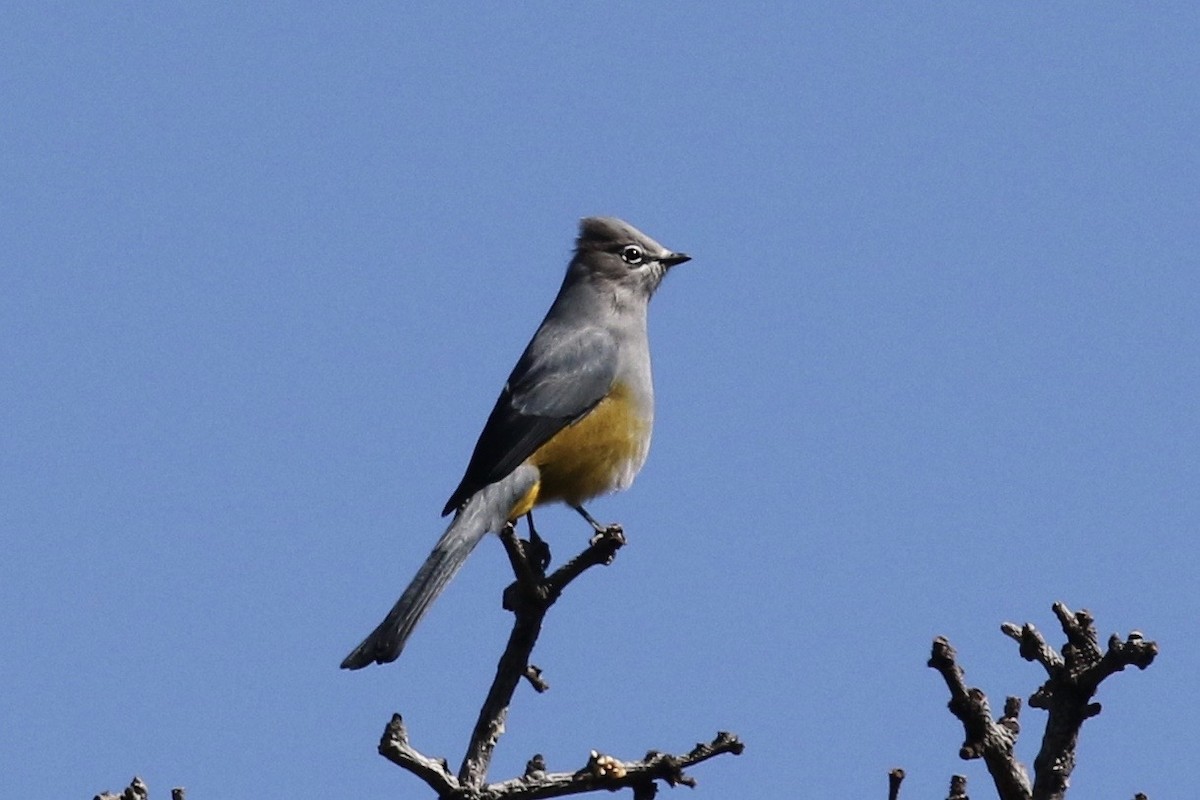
(3, 4, 1197, 798)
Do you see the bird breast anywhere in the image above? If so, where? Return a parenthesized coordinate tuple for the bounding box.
(528, 379, 652, 506)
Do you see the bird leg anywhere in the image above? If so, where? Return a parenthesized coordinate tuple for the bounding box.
(572, 504, 623, 542)
(523, 512, 552, 572)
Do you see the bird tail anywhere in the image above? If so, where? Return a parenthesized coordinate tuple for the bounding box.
(340, 465, 538, 670)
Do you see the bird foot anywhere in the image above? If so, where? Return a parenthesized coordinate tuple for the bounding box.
(589, 523, 624, 547)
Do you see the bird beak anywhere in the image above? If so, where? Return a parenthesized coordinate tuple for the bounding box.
(660, 252, 691, 268)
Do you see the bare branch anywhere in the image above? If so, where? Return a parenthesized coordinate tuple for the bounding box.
(458, 525, 628, 787)
(377, 713, 459, 796)
(94, 777, 149, 800)
(523, 664, 550, 693)
(929, 637, 1031, 800)
(1000, 622, 1063, 673)
(94, 777, 184, 800)
(479, 732, 744, 800)
(1010, 603, 1158, 800)
(935, 603, 1157, 800)
(369, 522, 739, 799)
(888, 767, 905, 800)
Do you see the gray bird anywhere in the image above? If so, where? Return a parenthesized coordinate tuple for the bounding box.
(341, 217, 690, 669)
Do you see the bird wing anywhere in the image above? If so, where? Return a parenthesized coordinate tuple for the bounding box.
(441, 323, 618, 515)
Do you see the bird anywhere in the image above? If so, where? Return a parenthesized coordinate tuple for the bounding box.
(340, 216, 690, 669)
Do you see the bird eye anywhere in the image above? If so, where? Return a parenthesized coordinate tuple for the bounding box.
(620, 245, 645, 265)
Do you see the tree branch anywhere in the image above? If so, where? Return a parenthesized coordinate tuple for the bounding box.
(929, 637, 1031, 800)
(378, 714, 459, 796)
(458, 524, 628, 787)
(1000, 602, 1157, 800)
(373, 522, 742, 799)
(946, 774, 969, 800)
(931, 602, 1156, 800)
(479, 732, 744, 800)
(93, 778, 185, 800)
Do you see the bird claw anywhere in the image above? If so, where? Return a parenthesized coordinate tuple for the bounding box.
(589, 524, 624, 546)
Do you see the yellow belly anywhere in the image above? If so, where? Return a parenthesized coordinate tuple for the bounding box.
(507, 381, 649, 519)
